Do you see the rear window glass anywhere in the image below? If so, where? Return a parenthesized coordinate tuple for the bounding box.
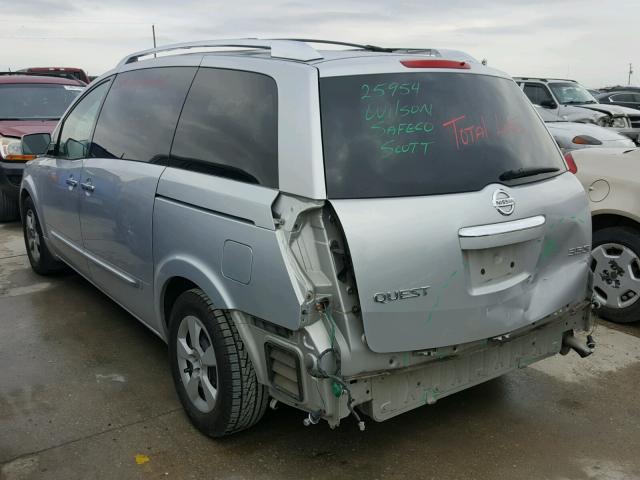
(320, 73, 564, 199)
(0, 84, 82, 120)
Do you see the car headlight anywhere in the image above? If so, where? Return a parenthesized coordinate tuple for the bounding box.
(596, 117, 608, 127)
(0, 136, 35, 161)
(611, 116, 630, 129)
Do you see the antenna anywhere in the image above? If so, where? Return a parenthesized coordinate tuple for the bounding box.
(152, 25, 157, 58)
(629, 63, 633, 85)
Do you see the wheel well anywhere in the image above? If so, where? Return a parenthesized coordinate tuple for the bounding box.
(162, 276, 198, 330)
(20, 189, 30, 209)
(592, 214, 640, 234)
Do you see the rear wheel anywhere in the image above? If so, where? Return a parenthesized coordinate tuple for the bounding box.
(21, 196, 64, 275)
(0, 190, 19, 222)
(168, 288, 268, 437)
(591, 226, 640, 324)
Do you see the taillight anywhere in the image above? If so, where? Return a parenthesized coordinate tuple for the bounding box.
(400, 59, 471, 69)
(564, 152, 578, 174)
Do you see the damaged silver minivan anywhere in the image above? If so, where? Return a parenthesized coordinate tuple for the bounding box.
(19, 39, 595, 437)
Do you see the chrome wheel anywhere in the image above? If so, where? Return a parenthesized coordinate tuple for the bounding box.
(25, 209, 41, 264)
(591, 243, 640, 309)
(176, 315, 218, 413)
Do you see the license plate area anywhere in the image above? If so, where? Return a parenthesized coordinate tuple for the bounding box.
(464, 240, 540, 295)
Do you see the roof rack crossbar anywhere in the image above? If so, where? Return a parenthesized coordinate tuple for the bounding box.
(117, 38, 324, 66)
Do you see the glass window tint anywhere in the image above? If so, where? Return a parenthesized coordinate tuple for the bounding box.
(611, 93, 634, 102)
(170, 68, 278, 188)
(57, 81, 110, 160)
(523, 84, 554, 106)
(91, 67, 196, 163)
(320, 73, 565, 199)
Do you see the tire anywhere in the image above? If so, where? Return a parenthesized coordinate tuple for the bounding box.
(169, 288, 269, 437)
(0, 190, 19, 222)
(21, 196, 64, 275)
(592, 226, 640, 324)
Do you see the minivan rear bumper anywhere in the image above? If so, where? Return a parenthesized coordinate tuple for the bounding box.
(239, 298, 593, 428)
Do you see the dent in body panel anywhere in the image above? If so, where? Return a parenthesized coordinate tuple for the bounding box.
(153, 195, 307, 332)
(331, 173, 592, 353)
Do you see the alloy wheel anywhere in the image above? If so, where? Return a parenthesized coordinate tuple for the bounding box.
(176, 315, 219, 413)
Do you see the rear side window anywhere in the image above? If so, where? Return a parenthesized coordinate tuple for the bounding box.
(170, 68, 278, 188)
(523, 83, 554, 106)
(611, 93, 634, 102)
(91, 67, 196, 164)
(320, 73, 564, 199)
(57, 81, 110, 160)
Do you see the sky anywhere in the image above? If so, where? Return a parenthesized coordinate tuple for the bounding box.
(0, 0, 638, 88)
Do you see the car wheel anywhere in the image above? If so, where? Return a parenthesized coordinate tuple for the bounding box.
(591, 226, 640, 323)
(169, 288, 269, 437)
(0, 190, 19, 222)
(21, 196, 64, 275)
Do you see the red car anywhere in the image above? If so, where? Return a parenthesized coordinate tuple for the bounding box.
(0, 74, 84, 220)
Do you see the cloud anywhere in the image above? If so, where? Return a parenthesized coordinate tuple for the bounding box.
(0, 0, 637, 87)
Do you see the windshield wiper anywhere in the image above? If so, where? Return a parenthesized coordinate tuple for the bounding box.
(499, 167, 560, 181)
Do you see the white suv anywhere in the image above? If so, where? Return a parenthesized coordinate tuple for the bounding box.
(515, 77, 640, 144)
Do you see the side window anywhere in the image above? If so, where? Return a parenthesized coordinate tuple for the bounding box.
(523, 84, 554, 106)
(57, 81, 110, 160)
(170, 68, 278, 188)
(611, 93, 634, 102)
(91, 67, 196, 163)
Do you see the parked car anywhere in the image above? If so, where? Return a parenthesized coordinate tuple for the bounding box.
(596, 91, 640, 111)
(568, 147, 640, 323)
(18, 67, 90, 85)
(514, 77, 640, 144)
(598, 85, 640, 93)
(536, 106, 636, 152)
(0, 74, 84, 220)
(20, 39, 595, 437)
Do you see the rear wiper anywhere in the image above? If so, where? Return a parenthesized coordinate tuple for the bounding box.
(499, 167, 560, 181)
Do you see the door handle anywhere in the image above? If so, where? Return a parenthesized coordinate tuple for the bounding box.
(80, 181, 95, 192)
(66, 177, 78, 188)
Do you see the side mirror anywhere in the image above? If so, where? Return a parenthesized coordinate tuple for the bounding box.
(21, 132, 51, 156)
(540, 99, 558, 109)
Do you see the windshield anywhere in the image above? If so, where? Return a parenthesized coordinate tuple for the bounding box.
(320, 72, 565, 199)
(549, 82, 597, 105)
(0, 84, 83, 120)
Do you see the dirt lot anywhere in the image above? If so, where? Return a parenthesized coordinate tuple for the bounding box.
(1, 221, 639, 480)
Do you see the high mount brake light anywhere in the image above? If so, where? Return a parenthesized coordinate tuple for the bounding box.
(400, 59, 471, 69)
(564, 151, 578, 174)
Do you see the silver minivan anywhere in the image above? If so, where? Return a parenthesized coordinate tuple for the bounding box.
(19, 39, 595, 437)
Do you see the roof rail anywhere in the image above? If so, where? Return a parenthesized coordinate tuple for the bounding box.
(117, 38, 323, 67)
(273, 38, 394, 53)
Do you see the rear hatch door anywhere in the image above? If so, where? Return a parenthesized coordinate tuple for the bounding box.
(320, 69, 591, 353)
